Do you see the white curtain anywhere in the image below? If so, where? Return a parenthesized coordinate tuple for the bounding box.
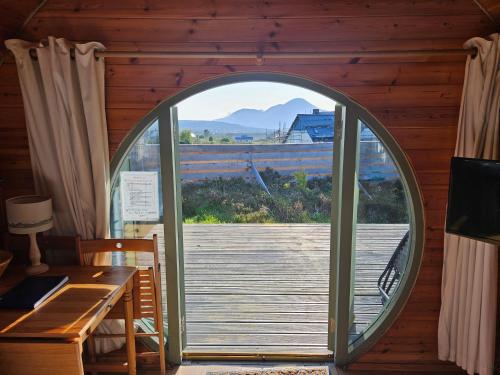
(439, 34, 500, 375)
(5, 37, 123, 354)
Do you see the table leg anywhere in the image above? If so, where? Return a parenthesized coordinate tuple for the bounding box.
(124, 278, 137, 375)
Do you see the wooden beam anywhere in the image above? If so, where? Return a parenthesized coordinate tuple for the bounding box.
(473, 0, 500, 28)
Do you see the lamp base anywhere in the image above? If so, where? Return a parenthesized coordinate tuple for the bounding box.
(25, 232, 49, 275)
(26, 263, 49, 275)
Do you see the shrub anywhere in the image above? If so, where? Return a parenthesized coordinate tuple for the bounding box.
(293, 170, 308, 190)
(181, 169, 407, 224)
(180, 129, 193, 144)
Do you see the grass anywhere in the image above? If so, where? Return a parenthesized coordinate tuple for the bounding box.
(181, 168, 408, 224)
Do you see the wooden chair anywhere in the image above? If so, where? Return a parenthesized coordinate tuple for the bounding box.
(377, 230, 410, 305)
(76, 235, 166, 375)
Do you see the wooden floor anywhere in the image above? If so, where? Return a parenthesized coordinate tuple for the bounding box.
(148, 223, 409, 355)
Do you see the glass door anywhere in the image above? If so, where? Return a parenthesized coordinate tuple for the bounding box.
(109, 116, 170, 358)
(349, 119, 411, 347)
(332, 110, 417, 365)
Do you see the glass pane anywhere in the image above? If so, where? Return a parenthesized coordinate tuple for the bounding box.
(110, 119, 168, 341)
(176, 82, 338, 354)
(348, 120, 410, 345)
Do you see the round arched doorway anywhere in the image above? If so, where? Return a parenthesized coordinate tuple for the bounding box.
(110, 73, 424, 365)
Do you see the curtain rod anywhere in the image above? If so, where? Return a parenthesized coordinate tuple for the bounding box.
(27, 47, 477, 61)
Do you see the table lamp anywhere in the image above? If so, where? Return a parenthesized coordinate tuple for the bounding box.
(6, 195, 53, 275)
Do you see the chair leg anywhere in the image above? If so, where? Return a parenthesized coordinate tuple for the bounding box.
(86, 334, 98, 375)
(149, 271, 167, 375)
(158, 330, 166, 375)
(154, 300, 166, 374)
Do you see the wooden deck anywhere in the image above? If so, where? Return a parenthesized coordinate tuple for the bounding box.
(148, 223, 409, 355)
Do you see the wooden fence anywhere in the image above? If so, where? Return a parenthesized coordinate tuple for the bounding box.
(129, 142, 398, 182)
(178, 142, 397, 181)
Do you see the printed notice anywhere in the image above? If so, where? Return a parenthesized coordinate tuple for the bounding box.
(120, 171, 160, 221)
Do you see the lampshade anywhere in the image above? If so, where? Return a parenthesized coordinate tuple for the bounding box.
(6, 195, 53, 234)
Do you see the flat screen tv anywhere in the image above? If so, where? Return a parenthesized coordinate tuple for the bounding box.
(446, 157, 500, 245)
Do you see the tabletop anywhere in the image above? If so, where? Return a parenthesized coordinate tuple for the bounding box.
(0, 266, 136, 340)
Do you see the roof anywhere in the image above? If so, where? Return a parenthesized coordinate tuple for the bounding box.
(284, 110, 380, 143)
(289, 111, 335, 131)
(360, 126, 378, 142)
(284, 111, 334, 142)
(305, 125, 333, 141)
(234, 135, 254, 141)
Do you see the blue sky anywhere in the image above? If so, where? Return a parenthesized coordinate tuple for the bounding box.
(177, 82, 337, 120)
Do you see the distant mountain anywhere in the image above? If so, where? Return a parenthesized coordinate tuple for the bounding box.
(216, 98, 319, 129)
(179, 98, 323, 135)
(179, 120, 268, 135)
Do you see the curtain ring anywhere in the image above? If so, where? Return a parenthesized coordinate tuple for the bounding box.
(470, 47, 478, 59)
(29, 48, 38, 60)
(29, 47, 77, 60)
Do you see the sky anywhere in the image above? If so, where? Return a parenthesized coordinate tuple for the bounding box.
(176, 82, 337, 120)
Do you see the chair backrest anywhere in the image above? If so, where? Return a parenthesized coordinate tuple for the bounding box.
(76, 237, 157, 266)
(377, 231, 410, 305)
(75, 235, 163, 321)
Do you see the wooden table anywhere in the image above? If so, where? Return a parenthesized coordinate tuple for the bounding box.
(0, 266, 137, 375)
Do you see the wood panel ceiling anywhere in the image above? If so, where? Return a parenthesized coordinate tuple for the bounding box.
(22, 1, 497, 47)
(0, 0, 499, 372)
(0, 1, 497, 49)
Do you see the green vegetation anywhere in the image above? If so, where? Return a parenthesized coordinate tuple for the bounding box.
(179, 128, 237, 144)
(181, 168, 408, 224)
(180, 129, 194, 144)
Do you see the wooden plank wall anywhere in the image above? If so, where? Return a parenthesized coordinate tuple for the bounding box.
(0, 0, 497, 372)
(0, 0, 43, 62)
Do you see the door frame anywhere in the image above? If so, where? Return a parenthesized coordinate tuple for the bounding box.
(159, 105, 186, 364)
(109, 72, 425, 366)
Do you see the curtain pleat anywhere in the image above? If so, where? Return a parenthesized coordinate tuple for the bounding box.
(438, 33, 500, 375)
(5, 36, 122, 353)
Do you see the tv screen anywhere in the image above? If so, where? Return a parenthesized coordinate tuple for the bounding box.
(446, 157, 500, 245)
